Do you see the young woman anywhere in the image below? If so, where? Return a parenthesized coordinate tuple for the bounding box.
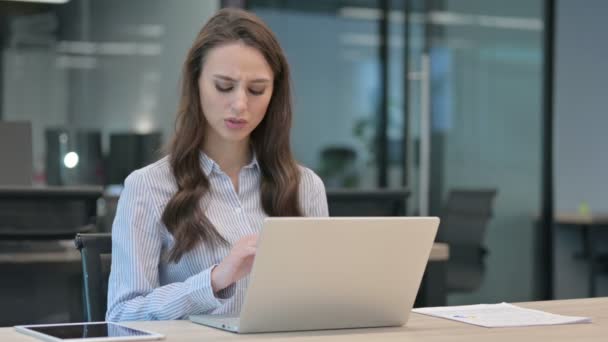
(106, 8, 328, 321)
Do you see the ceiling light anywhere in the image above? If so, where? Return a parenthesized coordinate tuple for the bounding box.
(2, 0, 70, 4)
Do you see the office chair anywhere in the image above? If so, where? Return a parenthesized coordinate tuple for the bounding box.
(318, 146, 358, 188)
(107, 132, 162, 185)
(437, 189, 497, 293)
(74, 233, 112, 322)
(326, 188, 409, 216)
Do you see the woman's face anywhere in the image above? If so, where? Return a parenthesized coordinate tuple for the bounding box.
(198, 42, 274, 146)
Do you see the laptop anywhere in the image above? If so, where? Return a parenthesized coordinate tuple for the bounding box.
(190, 216, 440, 333)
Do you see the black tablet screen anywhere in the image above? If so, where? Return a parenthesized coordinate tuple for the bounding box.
(27, 322, 151, 339)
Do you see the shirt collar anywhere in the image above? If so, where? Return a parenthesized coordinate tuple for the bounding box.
(199, 150, 260, 176)
(198, 151, 216, 177)
(244, 150, 260, 171)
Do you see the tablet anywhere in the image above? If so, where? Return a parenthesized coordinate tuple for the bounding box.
(14, 322, 165, 342)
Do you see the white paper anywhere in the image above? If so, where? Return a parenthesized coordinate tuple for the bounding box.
(412, 302, 592, 328)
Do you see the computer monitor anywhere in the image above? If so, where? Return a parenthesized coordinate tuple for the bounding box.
(326, 188, 409, 216)
(107, 132, 162, 185)
(0, 121, 33, 186)
(45, 129, 103, 186)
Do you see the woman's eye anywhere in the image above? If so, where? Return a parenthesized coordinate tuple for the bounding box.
(249, 88, 265, 96)
(215, 84, 233, 92)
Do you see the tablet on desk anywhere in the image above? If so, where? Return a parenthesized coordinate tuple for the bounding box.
(14, 322, 165, 342)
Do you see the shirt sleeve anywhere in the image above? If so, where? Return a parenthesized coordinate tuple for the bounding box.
(106, 170, 231, 321)
(298, 167, 329, 217)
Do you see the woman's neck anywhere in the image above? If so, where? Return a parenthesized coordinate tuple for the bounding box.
(202, 137, 251, 177)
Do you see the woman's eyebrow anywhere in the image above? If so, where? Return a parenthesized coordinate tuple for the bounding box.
(212, 74, 270, 83)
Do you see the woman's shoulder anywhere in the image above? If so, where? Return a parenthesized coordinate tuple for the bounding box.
(123, 155, 176, 193)
(297, 164, 329, 216)
(297, 164, 326, 193)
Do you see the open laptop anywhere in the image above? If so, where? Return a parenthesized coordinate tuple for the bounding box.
(190, 216, 440, 333)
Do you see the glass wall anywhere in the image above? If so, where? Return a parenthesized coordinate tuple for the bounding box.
(249, 1, 388, 189)
(425, 0, 545, 303)
(249, 0, 546, 304)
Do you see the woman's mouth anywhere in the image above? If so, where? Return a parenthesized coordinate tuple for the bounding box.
(225, 118, 248, 130)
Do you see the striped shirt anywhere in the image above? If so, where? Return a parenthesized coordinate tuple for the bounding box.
(106, 152, 328, 321)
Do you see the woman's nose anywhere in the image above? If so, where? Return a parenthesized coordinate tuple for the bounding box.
(231, 88, 248, 114)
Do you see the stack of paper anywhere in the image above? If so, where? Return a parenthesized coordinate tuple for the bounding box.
(412, 302, 592, 328)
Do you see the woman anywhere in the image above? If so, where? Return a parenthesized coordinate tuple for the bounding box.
(106, 8, 328, 321)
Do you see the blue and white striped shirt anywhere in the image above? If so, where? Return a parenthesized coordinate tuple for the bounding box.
(106, 152, 328, 321)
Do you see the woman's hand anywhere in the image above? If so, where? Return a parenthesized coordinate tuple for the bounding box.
(211, 234, 258, 293)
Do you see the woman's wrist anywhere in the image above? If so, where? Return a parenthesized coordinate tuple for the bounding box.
(210, 264, 231, 293)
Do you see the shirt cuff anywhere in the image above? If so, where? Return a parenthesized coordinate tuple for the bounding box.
(210, 264, 237, 299)
(185, 265, 235, 309)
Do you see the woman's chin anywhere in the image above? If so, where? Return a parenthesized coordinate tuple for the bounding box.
(220, 131, 251, 144)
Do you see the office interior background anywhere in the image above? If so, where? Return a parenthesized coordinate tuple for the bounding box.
(0, 0, 607, 327)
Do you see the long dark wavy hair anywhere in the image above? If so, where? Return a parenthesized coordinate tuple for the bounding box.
(162, 8, 302, 262)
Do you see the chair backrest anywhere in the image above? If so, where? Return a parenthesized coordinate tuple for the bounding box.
(438, 188, 497, 293)
(438, 189, 497, 245)
(326, 189, 409, 217)
(75, 233, 112, 322)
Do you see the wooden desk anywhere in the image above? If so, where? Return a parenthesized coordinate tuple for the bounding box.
(0, 240, 80, 264)
(1, 297, 606, 341)
(555, 213, 608, 226)
(554, 213, 608, 297)
(430, 242, 449, 261)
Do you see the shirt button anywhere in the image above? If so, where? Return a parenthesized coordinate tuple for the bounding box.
(235, 207, 242, 213)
